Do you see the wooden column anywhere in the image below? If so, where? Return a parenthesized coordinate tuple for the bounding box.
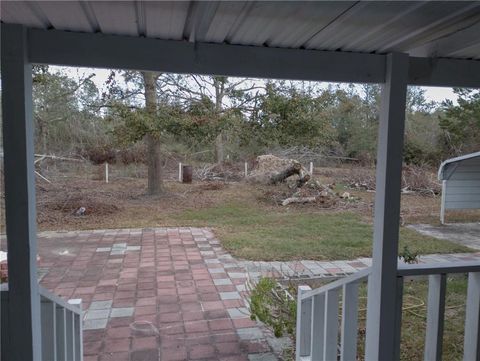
(1, 23, 42, 360)
(365, 52, 409, 361)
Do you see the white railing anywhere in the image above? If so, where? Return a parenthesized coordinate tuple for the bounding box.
(40, 286, 83, 361)
(296, 261, 480, 361)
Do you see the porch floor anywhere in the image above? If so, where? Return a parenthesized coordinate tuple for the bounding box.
(38, 227, 283, 361)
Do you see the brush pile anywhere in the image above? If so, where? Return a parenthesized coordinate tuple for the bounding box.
(344, 165, 441, 196)
(249, 155, 356, 207)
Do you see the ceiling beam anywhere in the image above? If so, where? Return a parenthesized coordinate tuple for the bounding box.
(20, 25, 480, 88)
(409, 56, 480, 88)
(26, 25, 385, 84)
(409, 21, 480, 59)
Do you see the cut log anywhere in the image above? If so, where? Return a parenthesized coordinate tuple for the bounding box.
(281, 196, 316, 206)
(269, 162, 302, 185)
(295, 172, 310, 188)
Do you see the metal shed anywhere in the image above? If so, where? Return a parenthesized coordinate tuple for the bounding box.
(438, 151, 480, 224)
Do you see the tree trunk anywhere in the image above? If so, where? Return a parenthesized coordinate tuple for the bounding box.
(146, 134, 163, 195)
(142, 71, 163, 195)
(213, 77, 226, 164)
(215, 132, 225, 164)
(269, 162, 302, 184)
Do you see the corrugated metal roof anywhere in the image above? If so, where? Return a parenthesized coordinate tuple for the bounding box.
(1, 1, 480, 60)
(438, 151, 480, 180)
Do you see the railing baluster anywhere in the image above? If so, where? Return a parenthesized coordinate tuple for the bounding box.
(341, 282, 359, 361)
(311, 294, 326, 360)
(464, 272, 480, 361)
(65, 309, 74, 361)
(392, 276, 404, 361)
(296, 285, 313, 361)
(68, 299, 83, 361)
(41, 297, 57, 361)
(56, 306, 67, 361)
(324, 289, 339, 361)
(424, 274, 446, 361)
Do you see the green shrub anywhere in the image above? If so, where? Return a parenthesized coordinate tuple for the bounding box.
(249, 277, 297, 338)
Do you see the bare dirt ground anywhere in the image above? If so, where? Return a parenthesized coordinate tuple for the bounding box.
(20, 163, 475, 232)
(2, 162, 478, 232)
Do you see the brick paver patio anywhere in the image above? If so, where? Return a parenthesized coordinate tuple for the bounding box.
(35, 227, 480, 361)
(37, 228, 283, 361)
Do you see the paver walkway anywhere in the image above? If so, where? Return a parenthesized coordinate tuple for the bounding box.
(240, 251, 480, 280)
(37, 228, 284, 361)
(35, 227, 480, 361)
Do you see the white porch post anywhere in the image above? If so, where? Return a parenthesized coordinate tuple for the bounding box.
(1, 24, 42, 360)
(365, 52, 409, 361)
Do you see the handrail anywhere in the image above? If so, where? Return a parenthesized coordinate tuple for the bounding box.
(39, 285, 82, 314)
(397, 261, 480, 276)
(300, 267, 370, 300)
(296, 260, 480, 361)
(299, 261, 480, 300)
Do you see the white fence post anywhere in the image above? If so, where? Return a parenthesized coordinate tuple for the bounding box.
(244, 162, 248, 178)
(105, 162, 109, 183)
(440, 180, 446, 224)
(309, 161, 313, 175)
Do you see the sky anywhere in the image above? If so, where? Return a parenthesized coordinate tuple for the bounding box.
(60, 66, 459, 106)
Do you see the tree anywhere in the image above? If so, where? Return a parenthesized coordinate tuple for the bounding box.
(159, 74, 263, 163)
(106, 70, 183, 195)
(254, 82, 337, 150)
(440, 88, 480, 156)
(32, 65, 102, 155)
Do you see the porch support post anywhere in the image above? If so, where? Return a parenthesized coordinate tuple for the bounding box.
(365, 52, 409, 361)
(1, 24, 42, 360)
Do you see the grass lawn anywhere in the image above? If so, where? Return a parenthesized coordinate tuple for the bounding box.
(176, 201, 472, 261)
(356, 276, 468, 360)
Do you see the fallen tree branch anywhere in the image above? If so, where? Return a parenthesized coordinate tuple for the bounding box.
(281, 196, 316, 206)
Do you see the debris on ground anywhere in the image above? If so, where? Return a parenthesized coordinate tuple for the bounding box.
(73, 206, 87, 216)
(195, 163, 243, 181)
(251, 155, 358, 207)
(248, 155, 305, 184)
(344, 165, 441, 196)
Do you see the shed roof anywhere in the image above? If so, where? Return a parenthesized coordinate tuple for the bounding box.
(1, 1, 480, 60)
(438, 151, 480, 180)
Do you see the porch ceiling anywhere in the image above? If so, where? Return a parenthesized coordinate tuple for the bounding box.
(1, 0, 480, 60)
